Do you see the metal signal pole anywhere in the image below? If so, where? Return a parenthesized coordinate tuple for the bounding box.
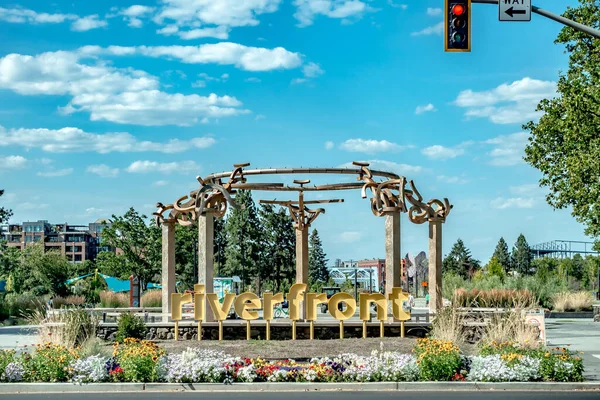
(472, 0, 600, 39)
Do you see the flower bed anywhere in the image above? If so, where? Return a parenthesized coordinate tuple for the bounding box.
(0, 338, 585, 384)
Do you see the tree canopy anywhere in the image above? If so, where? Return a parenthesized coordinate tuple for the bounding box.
(0, 190, 12, 224)
(524, 0, 600, 250)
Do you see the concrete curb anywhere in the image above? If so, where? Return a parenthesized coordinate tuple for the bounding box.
(0, 381, 598, 393)
(0, 383, 145, 393)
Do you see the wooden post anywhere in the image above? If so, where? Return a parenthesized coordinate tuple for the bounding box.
(310, 321, 314, 340)
(218, 320, 223, 341)
(246, 320, 251, 341)
(198, 213, 215, 322)
(385, 212, 401, 297)
(161, 221, 176, 323)
(428, 219, 443, 314)
(266, 320, 271, 341)
(400, 321, 405, 338)
(197, 321, 202, 341)
(362, 320, 367, 339)
(339, 320, 344, 339)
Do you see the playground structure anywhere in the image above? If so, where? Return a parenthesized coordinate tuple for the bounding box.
(153, 162, 453, 322)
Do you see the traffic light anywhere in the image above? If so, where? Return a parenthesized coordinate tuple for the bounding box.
(445, 0, 471, 52)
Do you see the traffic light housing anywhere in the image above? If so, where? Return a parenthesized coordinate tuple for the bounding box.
(445, 0, 471, 52)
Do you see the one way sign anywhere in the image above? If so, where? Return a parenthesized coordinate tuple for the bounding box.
(499, 0, 531, 22)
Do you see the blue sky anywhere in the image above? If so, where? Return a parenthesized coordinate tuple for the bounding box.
(0, 0, 591, 264)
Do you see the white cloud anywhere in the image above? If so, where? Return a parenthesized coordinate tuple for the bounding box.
(339, 139, 407, 154)
(421, 145, 465, 160)
(193, 72, 230, 88)
(0, 51, 248, 126)
(0, 6, 107, 31)
(415, 103, 437, 115)
(325, 141, 335, 150)
(291, 78, 308, 85)
(388, 1, 408, 9)
(338, 231, 362, 243)
(490, 197, 535, 209)
(126, 160, 200, 174)
(303, 62, 324, 78)
(70, 15, 107, 31)
(339, 160, 423, 175)
(411, 21, 443, 36)
(153, 180, 168, 186)
(36, 168, 73, 177)
(509, 183, 542, 196)
(80, 43, 303, 72)
(484, 132, 529, 166)
(154, 0, 280, 40)
(255, 114, 266, 120)
(294, 0, 372, 27)
(87, 164, 119, 178)
(0, 7, 77, 24)
(437, 175, 469, 184)
(116, 5, 155, 28)
(245, 77, 261, 83)
(454, 77, 557, 124)
(0, 126, 217, 153)
(427, 8, 442, 16)
(0, 155, 27, 169)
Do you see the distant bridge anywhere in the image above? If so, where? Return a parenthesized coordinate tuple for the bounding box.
(530, 240, 599, 259)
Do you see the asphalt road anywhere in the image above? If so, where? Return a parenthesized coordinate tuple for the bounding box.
(2, 392, 599, 400)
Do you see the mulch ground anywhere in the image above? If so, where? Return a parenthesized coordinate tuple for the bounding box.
(156, 337, 418, 359)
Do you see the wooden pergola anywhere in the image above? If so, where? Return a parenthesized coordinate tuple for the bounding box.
(154, 162, 452, 321)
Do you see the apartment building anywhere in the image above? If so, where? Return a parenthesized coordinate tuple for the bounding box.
(0, 219, 114, 262)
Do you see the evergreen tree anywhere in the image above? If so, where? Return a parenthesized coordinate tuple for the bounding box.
(442, 238, 481, 279)
(571, 253, 585, 281)
(309, 229, 329, 288)
(511, 234, 532, 275)
(492, 237, 511, 272)
(214, 217, 227, 277)
(259, 204, 295, 292)
(223, 190, 262, 291)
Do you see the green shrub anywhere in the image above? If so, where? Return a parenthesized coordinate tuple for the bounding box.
(1, 293, 45, 318)
(414, 338, 463, 381)
(115, 312, 147, 342)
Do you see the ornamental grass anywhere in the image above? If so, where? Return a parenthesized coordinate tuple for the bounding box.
(27, 308, 98, 349)
(99, 291, 129, 308)
(455, 288, 536, 309)
(140, 290, 162, 307)
(551, 291, 594, 312)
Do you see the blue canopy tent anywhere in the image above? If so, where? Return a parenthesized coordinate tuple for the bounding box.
(65, 273, 160, 293)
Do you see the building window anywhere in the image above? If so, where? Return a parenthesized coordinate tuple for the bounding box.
(74, 254, 82, 262)
(25, 236, 34, 242)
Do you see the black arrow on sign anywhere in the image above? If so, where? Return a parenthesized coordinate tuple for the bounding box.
(505, 7, 527, 18)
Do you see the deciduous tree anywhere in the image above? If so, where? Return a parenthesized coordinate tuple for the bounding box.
(524, 0, 600, 250)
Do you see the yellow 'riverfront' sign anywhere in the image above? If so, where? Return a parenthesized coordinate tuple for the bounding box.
(170, 283, 411, 322)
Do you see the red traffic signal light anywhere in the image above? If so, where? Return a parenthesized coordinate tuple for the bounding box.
(452, 4, 465, 16)
(445, 0, 471, 52)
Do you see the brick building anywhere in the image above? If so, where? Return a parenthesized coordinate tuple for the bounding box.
(1, 219, 114, 262)
(357, 258, 408, 290)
